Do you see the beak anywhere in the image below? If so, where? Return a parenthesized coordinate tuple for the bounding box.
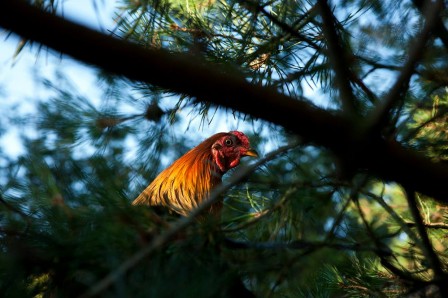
(244, 148, 259, 158)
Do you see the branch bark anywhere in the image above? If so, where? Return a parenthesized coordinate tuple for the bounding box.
(2, 1, 448, 203)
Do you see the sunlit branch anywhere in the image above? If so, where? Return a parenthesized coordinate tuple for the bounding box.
(402, 111, 447, 142)
(352, 190, 422, 284)
(406, 222, 448, 229)
(404, 188, 448, 293)
(365, 189, 421, 247)
(222, 184, 299, 232)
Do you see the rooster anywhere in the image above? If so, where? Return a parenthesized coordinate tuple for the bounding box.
(133, 131, 258, 216)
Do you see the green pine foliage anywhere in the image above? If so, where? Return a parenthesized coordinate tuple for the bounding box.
(2, 0, 448, 297)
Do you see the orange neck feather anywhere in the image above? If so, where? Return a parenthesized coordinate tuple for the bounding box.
(133, 133, 228, 216)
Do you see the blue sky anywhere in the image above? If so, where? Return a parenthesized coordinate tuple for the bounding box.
(0, 1, 116, 158)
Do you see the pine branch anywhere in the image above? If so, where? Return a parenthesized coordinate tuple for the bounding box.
(3, 1, 448, 204)
(404, 188, 448, 295)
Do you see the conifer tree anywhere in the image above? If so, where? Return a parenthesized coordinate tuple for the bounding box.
(2, 0, 448, 296)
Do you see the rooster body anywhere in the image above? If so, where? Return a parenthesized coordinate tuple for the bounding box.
(133, 131, 257, 216)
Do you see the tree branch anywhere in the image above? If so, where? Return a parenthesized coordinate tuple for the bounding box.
(404, 188, 448, 294)
(2, 1, 448, 203)
(366, 0, 442, 133)
(406, 222, 448, 230)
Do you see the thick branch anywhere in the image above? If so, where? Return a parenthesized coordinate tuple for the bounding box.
(2, 1, 448, 202)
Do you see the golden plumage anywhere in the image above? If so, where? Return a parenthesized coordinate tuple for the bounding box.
(133, 131, 257, 216)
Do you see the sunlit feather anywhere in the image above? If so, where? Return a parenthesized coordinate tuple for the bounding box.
(133, 132, 257, 216)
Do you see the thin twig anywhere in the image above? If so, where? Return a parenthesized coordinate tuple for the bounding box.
(221, 184, 299, 232)
(353, 187, 383, 250)
(80, 141, 299, 298)
(324, 175, 371, 243)
(224, 238, 387, 253)
(365, 190, 421, 247)
(406, 222, 448, 229)
(239, 0, 321, 51)
(353, 191, 421, 283)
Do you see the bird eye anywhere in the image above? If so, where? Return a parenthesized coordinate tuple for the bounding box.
(225, 138, 233, 146)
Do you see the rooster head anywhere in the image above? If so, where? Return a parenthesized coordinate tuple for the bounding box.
(211, 131, 258, 173)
